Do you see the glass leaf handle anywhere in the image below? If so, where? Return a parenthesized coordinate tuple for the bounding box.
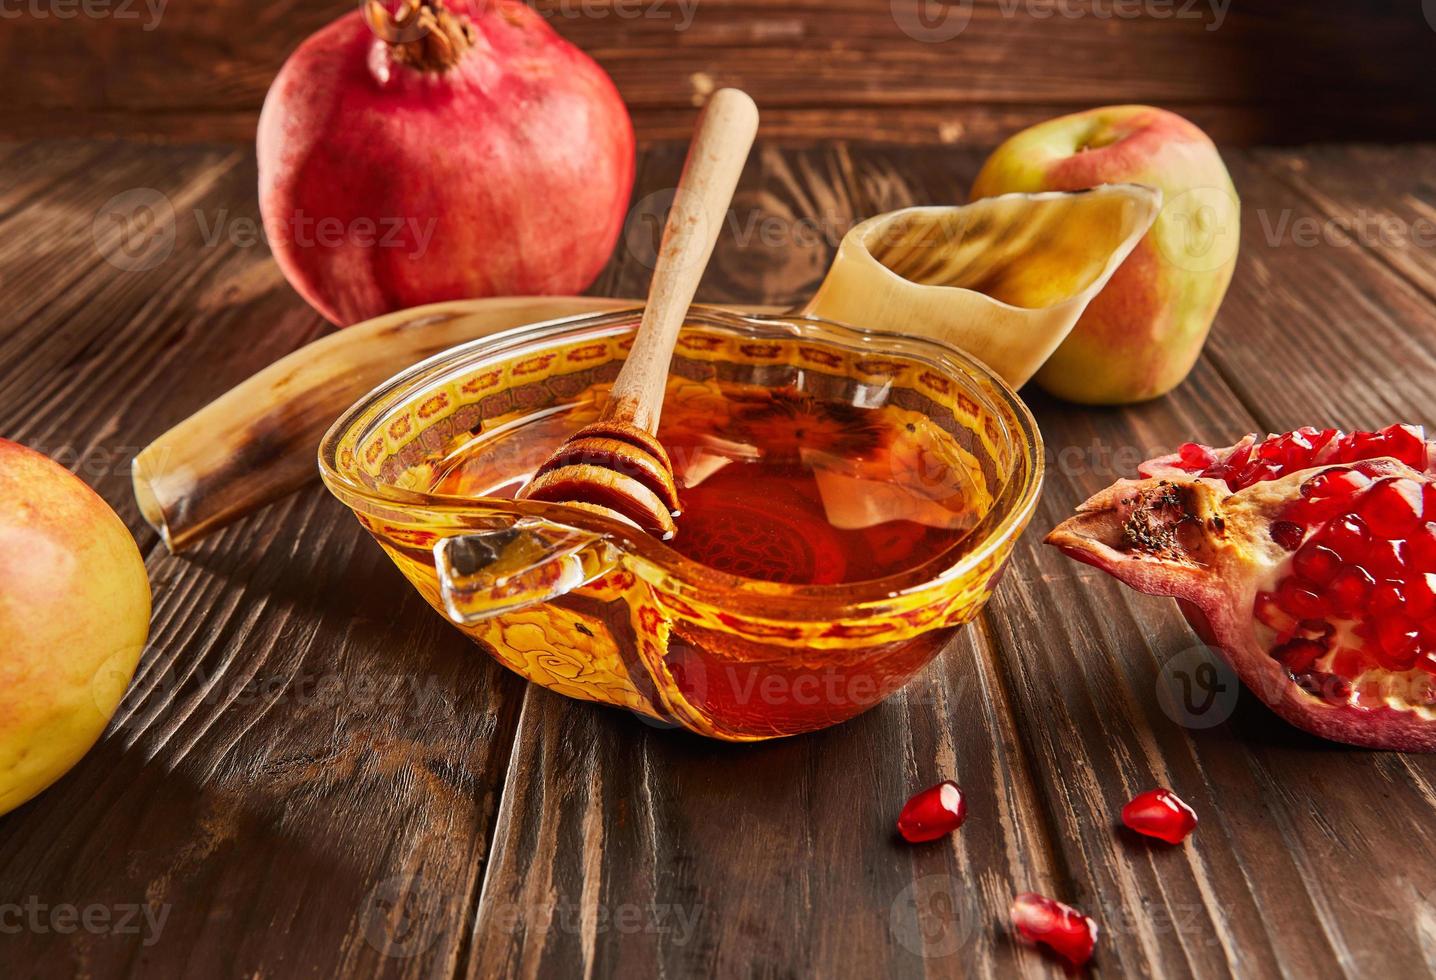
(434, 518, 614, 624)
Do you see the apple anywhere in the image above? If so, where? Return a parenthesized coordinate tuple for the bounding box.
(971, 105, 1240, 404)
(0, 439, 150, 816)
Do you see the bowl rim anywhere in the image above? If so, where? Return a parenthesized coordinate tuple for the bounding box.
(318, 305, 1044, 617)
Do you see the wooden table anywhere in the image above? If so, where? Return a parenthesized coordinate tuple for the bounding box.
(2, 138, 1434, 978)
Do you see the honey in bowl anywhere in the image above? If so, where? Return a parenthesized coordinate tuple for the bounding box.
(320, 311, 1042, 740)
(428, 379, 990, 586)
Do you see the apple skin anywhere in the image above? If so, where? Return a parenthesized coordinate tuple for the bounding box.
(971, 105, 1240, 404)
(0, 439, 150, 816)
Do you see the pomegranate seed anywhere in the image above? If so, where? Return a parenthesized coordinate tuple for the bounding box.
(1272, 637, 1326, 672)
(1407, 573, 1436, 620)
(1121, 788, 1198, 844)
(1375, 423, 1429, 468)
(1320, 513, 1371, 563)
(1377, 617, 1421, 670)
(1292, 541, 1343, 585)
(1370, 581, 1407, 618)
(1329, 647, 1367, 678)
(1269, 520, 1305, 551)
(1277, 580, 1329, 619)
(1010, 893, 1098, 966)
(1361, 479, 1425, 538)
(1366, 539, 1410, 579)
(1177, 442, 1216, 470)
(1301, 468, 1372, 501)
(897, 780, 967, 842)
(1326, 566, 1375, 616)
(1411, 524, 1436, 572)
(1254, 591, 1297, 633)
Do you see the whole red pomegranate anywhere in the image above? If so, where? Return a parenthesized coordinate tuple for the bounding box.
(258, 0, 634, 325)
(1048, 425, 1436, 751)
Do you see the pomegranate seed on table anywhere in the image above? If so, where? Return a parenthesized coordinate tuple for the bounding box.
(896, 780, 967, 842)
(1121, 788, 1198, 844)
(1010, 893, 1099, 966)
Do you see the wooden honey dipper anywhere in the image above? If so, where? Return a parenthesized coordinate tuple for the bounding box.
(519, 89, 760, 538)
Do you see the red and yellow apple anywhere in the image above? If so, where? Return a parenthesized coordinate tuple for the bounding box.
(0, 439, 150, 816)
(971, 105, 1240, 404)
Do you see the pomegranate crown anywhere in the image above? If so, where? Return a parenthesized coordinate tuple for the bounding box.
(364, 0, 476, 72)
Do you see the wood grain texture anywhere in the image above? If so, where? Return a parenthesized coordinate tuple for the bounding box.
(2, 0, 1435, 145)
(2, 138, 1436, 978)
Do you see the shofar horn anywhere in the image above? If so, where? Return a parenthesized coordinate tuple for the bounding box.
(132, 297, 638, 551)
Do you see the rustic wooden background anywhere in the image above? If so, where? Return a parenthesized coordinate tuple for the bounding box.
(5, 1, 1436, 977)
(1, 137, 1436, 977)
(2, 0, 1435, 146)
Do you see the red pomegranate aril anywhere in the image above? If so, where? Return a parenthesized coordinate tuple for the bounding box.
(1366, 538, 1410, 579)
(1010, 893, 1098, 966)
(1370, 581, 1406, 618)
(1269, 520, 1305, 552)
(1319, 513, 1372, 563)
(1408, 574, 1436, 620)
(1292, 541, 1343, 586)
(1355, 423, 1429, 469)
(1301, 467, 1371, 500)
(897, 780, 967, 842)
(1277, 580, 1329, 619)
(1377, 618, 1421, 670)
(1121, 788, 1198, 843)
(1254, 591, 1297, 632)
(1361, 479, 1425, 538)
(1325, 565, 1375, 616)
(1412, 524, 1436, 572)
(1177, 442, 1217, 470)
(1272, 637, 1326, 672)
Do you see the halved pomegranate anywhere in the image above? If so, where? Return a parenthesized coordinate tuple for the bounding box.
(1048, 425, 1436, 752)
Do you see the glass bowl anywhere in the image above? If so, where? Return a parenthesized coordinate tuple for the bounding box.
(319, 307, 1042, 740)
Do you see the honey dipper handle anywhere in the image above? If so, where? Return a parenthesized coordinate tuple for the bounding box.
(606, 88, 759, 432)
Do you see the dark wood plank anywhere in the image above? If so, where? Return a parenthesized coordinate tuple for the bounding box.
(0, 141, 531, 976)
(2, 1, 1434, 145)
(1251, 144, 1436, 306)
